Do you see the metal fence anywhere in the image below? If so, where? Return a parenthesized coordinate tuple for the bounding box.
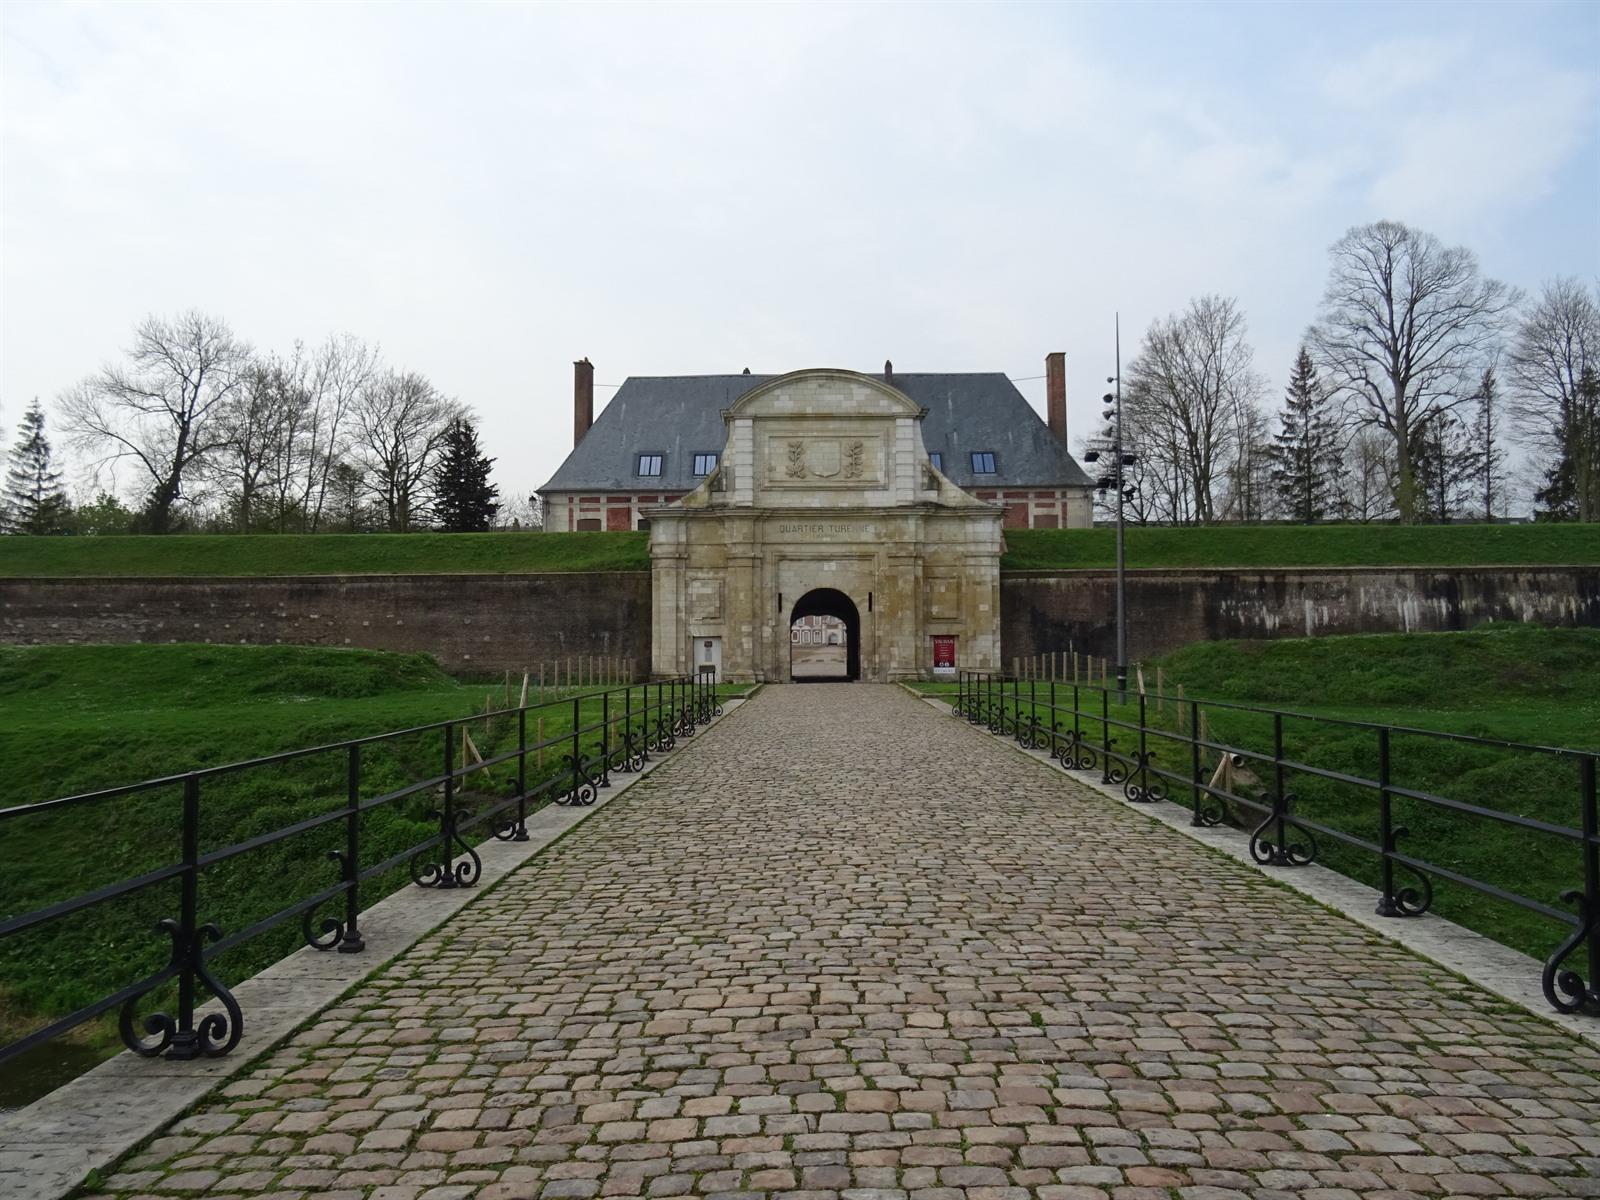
(0, 674, 722, 1068)
(953, 670, 1599, 1017)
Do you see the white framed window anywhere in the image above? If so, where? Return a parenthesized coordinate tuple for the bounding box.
(637, 453, 663, 477)
(971, 451, 996, 474)
(692, 452, 718, 477)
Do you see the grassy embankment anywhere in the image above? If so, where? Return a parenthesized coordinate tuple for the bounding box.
(0, 644, 741, 1105)
(0, 523, 1595, 578)
(918, 625, 1600, 964)
(0, 530, 651, 576)
(999, 523, 1600, 569)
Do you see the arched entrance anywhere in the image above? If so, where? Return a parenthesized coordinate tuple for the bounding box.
(790, 588, 860, 682)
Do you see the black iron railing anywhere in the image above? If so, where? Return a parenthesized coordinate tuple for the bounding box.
(952, 670, 1600, 1017)
(0, 674, 724, 1068)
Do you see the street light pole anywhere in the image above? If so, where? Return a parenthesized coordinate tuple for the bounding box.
(1085, 317, 1136, 705)
(1113, 313, 1127, 703)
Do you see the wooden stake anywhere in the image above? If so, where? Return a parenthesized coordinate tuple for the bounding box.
(519, 672, 529, 708)
(1136, 665, 1145, 696)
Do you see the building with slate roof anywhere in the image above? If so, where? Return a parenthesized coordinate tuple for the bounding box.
(540, 356, 1094, 534)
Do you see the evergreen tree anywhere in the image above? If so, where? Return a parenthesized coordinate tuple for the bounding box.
(1471, 365, 1507, 520)
(1412, 409, 1481, 523)
(430, 419, 498, 532)
(2, 399, 70, 534)
(1266, 347, 1343, 522)
(1535, 366, 1600, 522)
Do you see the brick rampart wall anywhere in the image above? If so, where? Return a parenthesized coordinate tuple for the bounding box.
(4, 566, 1594, 675)
(0, 573, 652, 675)
(1001, 566, 1600, 663)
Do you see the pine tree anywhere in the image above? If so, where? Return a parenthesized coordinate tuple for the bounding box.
(1471, 365, 1507, 521)
(3, 399, 70, 534)
(1535, 366, 1600, 522)
(430, 419, 499, 532)
(1266, 347, 1343, 522)
(1411, 409, 1481, 523)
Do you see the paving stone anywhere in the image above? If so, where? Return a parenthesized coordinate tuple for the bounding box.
(77, 686, 1600, 1198)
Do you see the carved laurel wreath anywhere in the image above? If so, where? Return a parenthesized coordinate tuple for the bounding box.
(786, 441, 807, 478)
(844, 440, 864, 479)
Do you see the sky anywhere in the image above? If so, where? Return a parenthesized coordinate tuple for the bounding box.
(3, 0, 1598, 503)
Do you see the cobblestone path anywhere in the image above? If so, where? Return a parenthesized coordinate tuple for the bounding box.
(96, 685, 1600, 1200)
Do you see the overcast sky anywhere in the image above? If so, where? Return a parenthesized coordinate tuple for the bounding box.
(3, 0, 1597, 502)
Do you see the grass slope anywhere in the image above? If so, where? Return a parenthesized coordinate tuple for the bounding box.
(1000, 523, 1600, 570)
(0, 531, 650, 577)
(0, 644, 735, 1105)
(1, 524, 1595, 578)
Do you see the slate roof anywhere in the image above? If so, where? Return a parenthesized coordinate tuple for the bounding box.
(540, 372, 1094, 493)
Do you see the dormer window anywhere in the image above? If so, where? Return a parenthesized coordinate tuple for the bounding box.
(929, 452, 942, 472)
(637, 453, 663, 477)
(692, 453, 718, 477)
(971, 451, 996, 474)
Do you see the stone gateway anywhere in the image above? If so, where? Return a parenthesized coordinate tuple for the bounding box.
(540, 358, 1097, 681)
(647, 369, 1005, 682)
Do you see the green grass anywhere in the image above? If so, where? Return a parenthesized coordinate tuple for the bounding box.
(0, 643, 740, 1106)
(931, 625, 1600, 965)
(0, 531, 650, 576)
(1000, 523, 1600, 570)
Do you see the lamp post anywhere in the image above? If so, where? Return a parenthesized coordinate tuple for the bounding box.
(1082, 315, 1134, 702)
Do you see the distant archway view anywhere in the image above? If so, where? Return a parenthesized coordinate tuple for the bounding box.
(789, 588, 859, 681)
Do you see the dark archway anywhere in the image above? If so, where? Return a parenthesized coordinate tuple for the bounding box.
(790, 588, 860, 682)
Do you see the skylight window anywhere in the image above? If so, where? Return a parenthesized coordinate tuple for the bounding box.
(929, 452, 942, 472)
(692, 453, 718, 477)
(970, 451, 996, 474)
(637, 454, 663, 477)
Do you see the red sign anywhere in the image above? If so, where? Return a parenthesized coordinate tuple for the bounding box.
(932, 636, 957, 672)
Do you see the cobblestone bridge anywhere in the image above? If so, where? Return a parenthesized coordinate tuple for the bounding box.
(92, 686, 1600, 1199)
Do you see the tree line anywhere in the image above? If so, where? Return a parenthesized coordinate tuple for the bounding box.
(0, 311, 536, 535)
(1087, 220, 1598, 525)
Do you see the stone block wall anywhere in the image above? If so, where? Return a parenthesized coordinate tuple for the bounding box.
(1001, 566, 1600, 663)
(0, 572, 652, 676)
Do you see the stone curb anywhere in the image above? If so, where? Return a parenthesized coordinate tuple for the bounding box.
(0, 694, 753, 1200)
(908, 687, 1600, 1053)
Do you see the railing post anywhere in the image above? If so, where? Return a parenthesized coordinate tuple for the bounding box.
(1130, 691, 1151, 802)
(1375, 727, 1400, 916)
(1269, 713, 1288, 865)
(1188, 699, 1203, 825)
(1582, 755, 1599, 998)
(439, 722, 458, 888)
(1048, 679, 1057, 759)
(513, 709, 529, 840)
(571, 697, 581, 799)
(1072, 684, 1082, 762)
(627, 682, 641, 766)
(599, 690, 612, 787)
(340, 746, 366, 948)
(1100, 687, 1112, 784)
(167, 774, 203, 1059)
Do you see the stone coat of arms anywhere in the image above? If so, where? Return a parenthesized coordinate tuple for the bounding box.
(784, 439, 866, 481)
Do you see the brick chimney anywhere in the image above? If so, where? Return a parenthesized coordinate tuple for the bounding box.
(573, 358, 594, 447)
(1045, 351, 1067, 446)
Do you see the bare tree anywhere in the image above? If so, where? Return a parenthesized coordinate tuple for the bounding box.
(211, 350, 310, 530)
(1123, 295, 1263, 523)
(298, 335, 380, 531)
(1509, 278, 1600, 521)
(349, 370, 464, 530)
(1308, 221, 1516, 524)
(60, 312, 251, 531)
(1335, 428, 1397, 523)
